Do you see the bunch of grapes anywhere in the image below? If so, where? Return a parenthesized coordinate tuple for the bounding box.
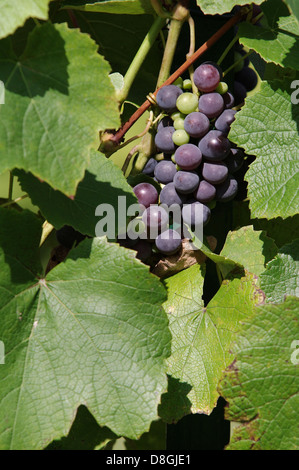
(125, 62, 251, 262)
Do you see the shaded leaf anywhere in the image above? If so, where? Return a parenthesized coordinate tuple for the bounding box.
(219, 297, 299, 450)
(0, 22, 120, 195)
(260, 238, 299, 303)
(0, 0, 50, 39)
(0, 208, 170, 449)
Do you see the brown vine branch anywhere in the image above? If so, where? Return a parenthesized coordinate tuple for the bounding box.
(110, 8, 244, 146)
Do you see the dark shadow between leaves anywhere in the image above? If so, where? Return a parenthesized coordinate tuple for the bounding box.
(158, 376, 192, 424)
(45, 405, 116, 450)
(166, 396, 230, 450)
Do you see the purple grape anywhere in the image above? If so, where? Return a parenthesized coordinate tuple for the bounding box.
(154, 160, 177, 184)
(225, 148, 244, 173)
(173, 170, 200, 194)
(142, 157, 158, 176)
(155, 126, 176, 154)
(182, 201, 211, 227)
(156, 85, 183, 112)
(194, 180, 216, 203)
(198, 92, 224, 119)
(155, 229, 182, 255)
(133, 182, 159, 208)
(223, 92, 235, 109)
(159, 182, 187, 206)
(234, 81, 247, 105)
(202, 161, 228, 185)
(215, 109, 237, 134)
(174, 143, 202, 171)
(157, 115, 173, 132)
(235, 67, 258, 92)
(193, 63, 221, 93)
(142, 205, 169, 231)
(183, 112, 210, 138)
(216, 174, 238, 202)
(198, 130, 231, 161)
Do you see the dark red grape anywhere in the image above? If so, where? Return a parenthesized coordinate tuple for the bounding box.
(216, 174, 238, 202)
(198, 130, 231, 161)
(202, 161, 228, 185)
(183, 112, 210, 138)
(235, 67, 258, 92)
(142, 157, 158, 176)
(133, 182, 158, 208)
(215, 109, 237, 134)
(157, 115, 173, 132)
(155, 126, 176, 154)
(156, 85, 183, 112)
(194, 180, 216, 203)
(193, 63, 221, 93)
(160, 182, 187, 206)
(234, 81, 247, 105)
(225, 148, 244, 173)
(223, 91, 235, 109)
(155, 229, 182, 255)
(182, 201, 211, 227)
(174, 143, 202, 170)
(142, 205, 169, 231)
(198, 93, 224, 118)
(173, 170, 200, 194)
(154, 160, 177, 184)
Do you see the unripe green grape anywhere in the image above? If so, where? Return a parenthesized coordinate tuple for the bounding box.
(171, 153, 176, 163)
(215, 81, 228, 95)
(173, 117, 185, 130)
(172, 129, 190, 146)
(173, 77, 184, 88)
(176, 92, 198, 114)
(171, 110, 185, 121)
(183, 79, 192, 90)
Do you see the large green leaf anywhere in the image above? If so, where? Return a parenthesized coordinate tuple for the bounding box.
(62, 0, 155, 14)
(15, 149, 137, 238)
(229, 80, 299, 219)
(219, 297, 299, 450)
(159, 265, 262, 422)
(260, 239, 299, 303)
(0, 208, 170, 449)
(196, 1, 263, 15)
(285, 0, 299, 26)
(238, 0, 299, 71)
(0, 0, 51, 39)
(54, 10, 164, 106)
(0, 22, 120, 196)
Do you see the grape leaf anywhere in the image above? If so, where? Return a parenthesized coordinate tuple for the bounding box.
(0, 22, 120, 196)
(219, 297, 299, 450)
(193, 225, 277, 278)
(285, 0, 299, 26)
(62, 0, 155, 14)
(196, 1, 263, 15)
(233, 200, 299, 249)
(159, 265, 262, 422)
(0, 0, 51, 39)
(54, 10, 164, 106)
(0, 208, 170, 449)
(14, 149, 137, 238)
(260, 239, 299, 303)
(238, 0, 299, 71)
(229, 80, 299, 219)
